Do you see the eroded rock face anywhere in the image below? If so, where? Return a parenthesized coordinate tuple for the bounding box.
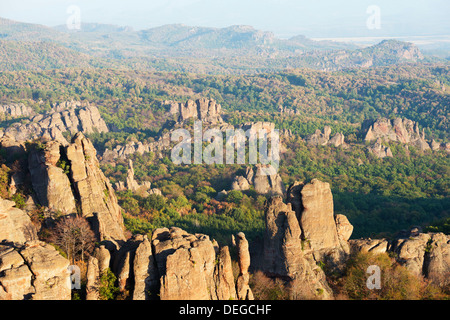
(25, 132, 126, 242)
(153, 227, 217, 300)
(0, 241, 71, 300)
(0, 198, 37, 244)
(85, 256, 100, 300)
(213, 246, 237, 300)
(235, 232, 253, 300)
(0, 103, 34, 120)
(65, 133, 126, 242)
(169, 98, 223, 124)
(3, 103, 108, 146)
(132, 235, 158, 300)
(263, 196, 334, 299)
(297, 179, 341, 251)
(351, 229, 450, 288)
(367, 138, 393, 158)
(133, 227, 242, 300)
(231, 164, 285, 196)
(363, 117, 433, 151)
(391, 232, 450, 286)
(305, 126, 346, 148)
(28, 141, 77, 215)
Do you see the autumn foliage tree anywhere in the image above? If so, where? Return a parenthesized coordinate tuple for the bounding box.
(52, 215, 96, 263)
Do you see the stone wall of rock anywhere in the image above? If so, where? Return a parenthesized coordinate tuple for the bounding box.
(263, 195, 334, 299)
(168, 98, 223, 124)
(305, 126, 347, 147)
(2, 102, 108, 146)
(0, 241, 71, 300)
(231, 164, 285, 196)
(65, 133, 125, 242)
(0, 103, 34, 120)
(25, 132, 126, 242)
(89, 227, 251, 301)
(0, 198, 37, 244)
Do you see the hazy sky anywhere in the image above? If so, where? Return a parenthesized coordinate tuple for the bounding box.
(1, 0, 449, 38)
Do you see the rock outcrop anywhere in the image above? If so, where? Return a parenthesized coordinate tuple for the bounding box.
(0, 241, 71, 300)
(28, 141, 77, 215)
(306, 126, 346, 147)
(168, 98, 223, 124)
(102, 132, 172, 161)
(152, 227, 231, 300)
(350, 228, 450, 288)
(25, 132, 126, 242)
(235, 232, 254, 300)
(98, 227, 249, 301)
(263, 195, 334, 299)
(114, 159, 154, 197)
(363, 117, 433, 151)
(0, 103, 34, 120)
(231, 164, 285, 196)
(0, 197, 37, 244)
(391, 231, 450, 287)
(367, 138, 393, 158)
(65, 133, 126, 242)
(2, 102, 108, 145)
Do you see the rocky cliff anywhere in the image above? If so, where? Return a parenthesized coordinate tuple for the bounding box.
(262, 179, 353, 299)
(17, 132, 126, 242)
(168, 98, 223, 124)
(0, 103, 34, 120)
(0, 241, 71, 300)
(1, 101, 108, 145)
(231, 164, 285, 196)
(305, 126, 347, 148)
(83, 227, 252, 300)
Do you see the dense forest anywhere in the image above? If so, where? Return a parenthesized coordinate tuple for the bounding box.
(1, 61, 447, 245)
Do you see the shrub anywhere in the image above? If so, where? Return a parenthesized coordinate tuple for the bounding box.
(342, 252, 446, 300)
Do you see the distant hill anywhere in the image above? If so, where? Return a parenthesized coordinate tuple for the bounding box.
(0, 41, 111, 71)
(0, 17, 438, 73)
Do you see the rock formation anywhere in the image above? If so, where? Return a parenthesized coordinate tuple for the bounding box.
(65, 133, 126, 242)
(235, 232, 254, 300)
(231, 164, 285, 196)
(114, 159, 154, 197)
(28, 141, 77, 215)
(2, 102, 108, 145)
(213, 246, 238, 300)
(132, 235, 158, 300)
(85, 256, 100, 300)
(391, 231, 450, 286)
(362, 117, 433, 151)
(102, 132, 172, 161)
(153, 227, 220, 300)
(0, 197, 37, 244)
(305, 126, 346, 147)
(0, 103, 34, 120)
(367, 138, 393, 158)
(96, 227, 247, 301)
(25, 132, 126, 242)
(168, 98, 223, 124)
(0, 241, 71, 300)
(350, 228, 450, 288)
(263, 195, 334, 299)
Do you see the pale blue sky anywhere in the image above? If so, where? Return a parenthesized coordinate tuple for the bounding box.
(0, 0, 449, 38)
